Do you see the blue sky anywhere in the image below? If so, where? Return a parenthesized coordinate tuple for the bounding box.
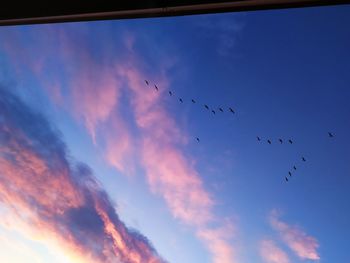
(0, 4, 349, 263)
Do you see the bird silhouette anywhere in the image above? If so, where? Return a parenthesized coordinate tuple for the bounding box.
(204, 105, 209, 110)
(154, 85, 159, 91)
(328, 132, 334, 138)
(212, 110, 216, 114)
(219, 107, 224, 112)
(145, 80, 149, 85)
(229, 107, 235, 114)
(288, 171, 292, 177)
(192, 99, 196, 103)
(279, 139, 283, 144)
(179, 98, 183, 103)
(293, 165, 297, 170)
(196, 137, 200, 142)
(302, 156, 306, 162)
(257, 136, 261, 141)
(285, 177, 289, 182)
(288, 139, 293, 144)
(169, 91, 173, 96)
(267, 139, 272, 144)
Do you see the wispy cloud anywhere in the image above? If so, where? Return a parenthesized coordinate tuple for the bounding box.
(269, 210, 320, 261)
(57, 27, 238, 262)
(0, 25, 238, 263)
(0, 87, 165, 263)
(259, 239, 290, 263)
(117, 57, 237, 263)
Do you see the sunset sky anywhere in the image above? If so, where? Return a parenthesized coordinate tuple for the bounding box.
(0, 4, 350, 263)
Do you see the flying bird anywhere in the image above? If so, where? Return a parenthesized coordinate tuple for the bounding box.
(328, 132, 334, 138)
(154, 85, 159, 91)
(267, 139, 272, 144)
(196, 137, 200, 142)
(293, 165, 297, 170)
(257, 136, 261, 141)
(288, 171, 292, 177)
(204, 105, 209, 110)
(192, 99, 196, 103)
(179, 98, 183, 103)
(219, 107, 224, 112)
(229, 107, 235, 114)
(279, 139, 283, 144)
(212, 110, 216, 114)
(302, 156, 306, 162)
(145, 80, 149, 85)
(169, 91, 173, 96)
(288, 139, 293, 144)
(285, 177, 289, 182)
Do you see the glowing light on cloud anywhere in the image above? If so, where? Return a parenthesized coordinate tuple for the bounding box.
(259, 239, 290, 263)
(1, 26, 238, 263)
(0, 87, 165, 263)
(269, 210, 320, 261)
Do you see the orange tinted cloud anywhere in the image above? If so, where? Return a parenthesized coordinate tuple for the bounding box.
(270, 210, 320, 261)
(260, 239, 290, 263)
(0, 88, 164, 263)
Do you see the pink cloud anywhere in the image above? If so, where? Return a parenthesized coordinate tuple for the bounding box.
(260, 239, 290, 263)
(270, 210, 320, 261)
(57, 33, 237, 262)
(2, 27, 238, 263)
(70, 70, 119, 143)
(60, 42, 120, 142)
(0, 89, 165, 263)
(104, 118, 136, 176)
(197, 223, 236, 263)
(117, 61, 237, 262)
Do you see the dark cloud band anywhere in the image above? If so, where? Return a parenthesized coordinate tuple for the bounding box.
(0, 87, 165, 263)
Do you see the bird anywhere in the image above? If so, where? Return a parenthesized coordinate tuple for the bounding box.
(192, 99, 196, 103)
(154, 85, 159, 91)
(145, 80, 149, 85)
(267, 139, 272, 144)
(169, 91, 173, 96)
(257, 136, 261, 141)
(196, 137, 200, 142)
(288, 171, 292, 177)
(279, 138, 283, 144)
(212, 110, 216, 114)
(328, 132, 334, 138)
(285, 177, 289, 182)
(288, 139, 293, 144)
(219, 107, 224, 112)
(302, 156, 306, 162)
(179, 98, 183, 103)
(293, 165, 297, 170)
(204, 105, 209, 110)
(229, 107, 235, 114)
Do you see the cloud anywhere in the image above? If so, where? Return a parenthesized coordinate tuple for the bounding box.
(269, 210, 320, 261)
(117, 61, 237, 263)
(259, 239, 290, 263)
(197, 222, 236, 263)
(0, 87, 165, 263)
(0, 25, 238, 263)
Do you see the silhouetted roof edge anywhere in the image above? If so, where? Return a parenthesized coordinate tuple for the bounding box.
(1, 0, 350, 26)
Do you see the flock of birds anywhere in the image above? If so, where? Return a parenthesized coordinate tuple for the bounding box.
(256, 133, 334, 182)
(144, 79, 335, 183)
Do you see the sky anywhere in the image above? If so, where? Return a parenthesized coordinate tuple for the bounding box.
(0, 4, 349, 263)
